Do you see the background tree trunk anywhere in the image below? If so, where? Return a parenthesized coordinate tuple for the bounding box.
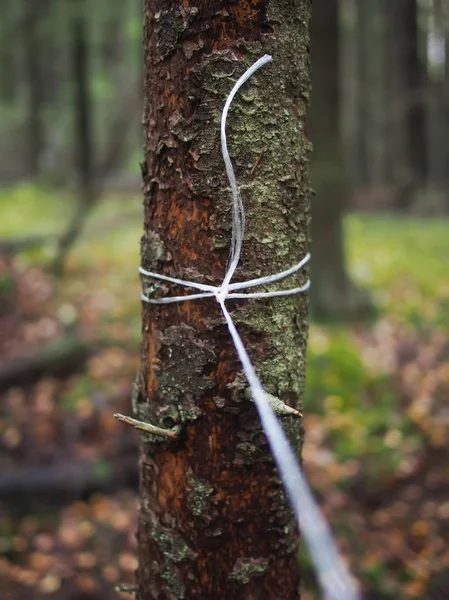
(386, 0, 426, 208)
(403, 0, 427, 196)
(354, 0, 369, 185)
(137, 1, 312, 598)
(309, 0, 370, 319)
(22, 0, 45, 176)
(53, 0, 94, 274)
(427, 0, 449, 211)
(352, 0, 388, 189)
(0, 1, 20, 104)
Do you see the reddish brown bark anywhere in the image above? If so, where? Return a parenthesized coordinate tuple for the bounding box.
(137, 2, 312, 598)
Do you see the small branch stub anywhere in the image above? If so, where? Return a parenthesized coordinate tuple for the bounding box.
(244, 388, 303, 417)
(115, 583, 137, 594)
(114, 413, 181, 440)
(250, 148, 264, 176)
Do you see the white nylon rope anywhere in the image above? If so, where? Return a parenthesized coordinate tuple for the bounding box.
(140, 55, 360, 600)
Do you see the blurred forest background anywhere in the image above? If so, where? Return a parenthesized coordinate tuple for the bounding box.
(0, 0, 448, 599)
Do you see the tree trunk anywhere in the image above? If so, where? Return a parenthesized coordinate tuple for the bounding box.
(353, 0, 369, 185)
(427, 0, 449, 211)
(0, 1, 19, 104)
(444, 4, 449, 211)
(309, 0, 370, 319)
(72, 0, 93, 203)
(403, 0, 426, 195)
(385, 0, 426, 208)
(341, 0, 360, 187)
(22, 0, 45, 176)
(137, 1, 311, 598)
(53, 0, 94, 274)
(353, 0, 389, 189)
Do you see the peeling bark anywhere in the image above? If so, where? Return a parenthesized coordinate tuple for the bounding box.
(137, 2, 311, 598)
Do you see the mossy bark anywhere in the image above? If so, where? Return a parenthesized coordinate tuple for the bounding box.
(138, 2, 311, 598)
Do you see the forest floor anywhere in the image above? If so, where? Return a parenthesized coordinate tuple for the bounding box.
(0, 184, 448, 600)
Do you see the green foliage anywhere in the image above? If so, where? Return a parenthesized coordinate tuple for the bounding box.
(0, 185, 143, 342)
(306, 329, 371, 411)
(0, 184, 67, 236)
(0, 273, 14, 296)
(346, 214, 449, 327)
(61, 377, 97, 412)
(305, 213, 447, 471)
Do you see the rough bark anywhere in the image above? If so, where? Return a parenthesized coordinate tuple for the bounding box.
(137, 1, 311, 599)
(309, 0, 370, 319)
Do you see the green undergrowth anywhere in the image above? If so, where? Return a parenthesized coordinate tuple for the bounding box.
(1, 184, 143, 343)
(303, 213, 448, 598)
(0, 182, 68, 235)
(346, 213, 449, 327)
(306, 211, 448, 444)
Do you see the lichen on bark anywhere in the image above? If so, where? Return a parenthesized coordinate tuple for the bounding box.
(186, 469, 214, 517)
(230, 557, 270, 583)
(138, 1, 312, 598)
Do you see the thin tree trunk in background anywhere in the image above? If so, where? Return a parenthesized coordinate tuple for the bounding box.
(100, 1, 125, 68)
(40, 0, 60, 124)
(72, 0, 92, 202)
(0, 2, 19, 104)
(309, 0, 370, 319)
(354, 0, 389, 189)
(354, 0, 369, 185)
(444, 4, 449, 210)
(404, 0, 427, 196)
(386, 0, 426, 208)
(35, 0, 67, 179)
(137, 1, 311, 598)
(98, 2, 139, 180)
(22, 0, 45, 176)
(341, 0, 360, 187)
(427, 0, 449, 210)
(436, 0, 449, 209)
(385, 0, 408, 198)
(366, 1, 388, 187)
(53, 0, 94, 274)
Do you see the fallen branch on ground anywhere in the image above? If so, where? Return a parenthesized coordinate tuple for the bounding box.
(0, 337, 92, 392)
(0, 234, 57, 255)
